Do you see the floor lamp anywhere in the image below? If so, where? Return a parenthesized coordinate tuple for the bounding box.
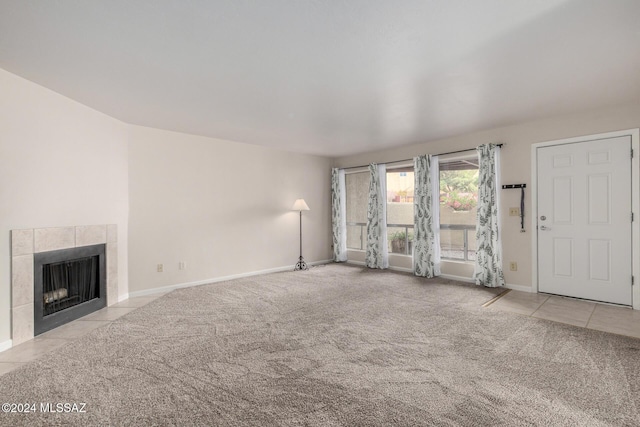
(292, 199, 310, 271)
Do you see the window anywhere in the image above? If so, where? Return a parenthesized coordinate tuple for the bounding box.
(345, 167, 415, 255)
(345, 171, 369, 250)
(439, 155, 478, 261)
(386, 167, 414, 255)
(344, 154, 479, 263)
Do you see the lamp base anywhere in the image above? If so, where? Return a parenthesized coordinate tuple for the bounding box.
(294, 256, 308, 271)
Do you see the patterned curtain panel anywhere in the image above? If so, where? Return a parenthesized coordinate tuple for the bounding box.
(331, 168, 348, 262)
(365, 163, 389, 269)
(413, 155, 441, 277)
(475, 144, 506, 287)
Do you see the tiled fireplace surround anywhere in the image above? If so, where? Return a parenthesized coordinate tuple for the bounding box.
(10, 225, 118, 346)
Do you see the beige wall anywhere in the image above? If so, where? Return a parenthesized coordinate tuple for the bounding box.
(0, 67, 332, 346)
(0, 69, 130, 345)
(128, 125, 332, 292)
(334, 102, 640, 287)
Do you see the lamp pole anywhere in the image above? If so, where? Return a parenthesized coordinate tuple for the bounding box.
(295, 210, 308, 270)
(292, 199, 310, 271)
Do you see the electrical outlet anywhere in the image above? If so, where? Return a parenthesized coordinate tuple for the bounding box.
(509, 262, 517, 271)
(179, 261, 186, 270)
(509, 207, 520, 216)
(157, 264, 163, 273)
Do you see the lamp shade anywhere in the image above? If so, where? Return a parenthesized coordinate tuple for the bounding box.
(292, 199, 310, 211)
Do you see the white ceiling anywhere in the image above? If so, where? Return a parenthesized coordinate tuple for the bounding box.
(1, 0, 639, 157)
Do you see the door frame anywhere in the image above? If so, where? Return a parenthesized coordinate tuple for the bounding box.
(531, 129, 640, 309)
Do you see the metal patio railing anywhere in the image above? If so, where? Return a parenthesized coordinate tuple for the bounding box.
(346, 222, 476, 261)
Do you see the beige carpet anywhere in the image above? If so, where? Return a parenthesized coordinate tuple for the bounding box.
(1, 264, 639, 426)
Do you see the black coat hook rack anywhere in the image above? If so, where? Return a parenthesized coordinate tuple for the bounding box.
(501, 184, 526, 232)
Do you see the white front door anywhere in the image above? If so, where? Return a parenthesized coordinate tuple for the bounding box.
(536, 136, 632, 305)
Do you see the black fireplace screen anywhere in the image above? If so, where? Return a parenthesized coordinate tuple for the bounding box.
(34, 243, 106, 335)
(42, 256, 99, 316)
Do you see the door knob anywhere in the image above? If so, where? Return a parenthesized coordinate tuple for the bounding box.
(540, 225, 549, 231)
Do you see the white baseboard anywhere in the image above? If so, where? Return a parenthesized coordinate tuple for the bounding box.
(504, 283, 534, 293)
(440, 273, 474, 283)
(153, 260, 532, 296)
(128, 259, 333, 298)
(0, 339, 12, 353)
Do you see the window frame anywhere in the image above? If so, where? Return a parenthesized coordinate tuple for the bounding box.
(343, 152, 480, 264)
(344, 169, 370, 251)
(385, 163, 415, 256)
(438, 152, 479, 263)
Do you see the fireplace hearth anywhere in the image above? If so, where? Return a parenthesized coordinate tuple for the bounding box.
(34, 244, 106, 335)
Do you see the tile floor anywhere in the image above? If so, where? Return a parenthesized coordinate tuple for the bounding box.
(2, 289, 639, 377)
(0, 293, 167, 377)
(488, 290, 640, 339)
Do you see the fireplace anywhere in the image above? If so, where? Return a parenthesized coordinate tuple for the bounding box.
(9, 225, 118, 346)
(33, 244, 107, 335)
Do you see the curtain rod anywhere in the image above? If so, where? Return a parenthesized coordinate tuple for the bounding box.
(340, 144, 503, 171)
